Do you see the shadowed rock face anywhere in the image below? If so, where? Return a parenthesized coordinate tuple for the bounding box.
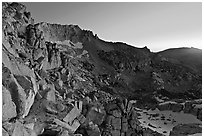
(2, 2, 202, 136)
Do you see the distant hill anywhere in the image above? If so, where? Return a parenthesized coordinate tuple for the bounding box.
(157, 47, 202, 73)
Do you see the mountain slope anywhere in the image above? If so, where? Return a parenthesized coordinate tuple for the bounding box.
(157, 47, 202, 73)
(2, 2, 202, 136)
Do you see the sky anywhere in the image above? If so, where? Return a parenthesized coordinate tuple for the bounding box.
(22, 2, 202, 52)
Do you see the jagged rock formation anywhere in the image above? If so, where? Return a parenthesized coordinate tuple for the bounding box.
(2, 2, 202, 136)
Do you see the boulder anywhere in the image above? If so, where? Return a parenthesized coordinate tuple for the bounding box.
(2, 49, 38, 118)
(2, 86, 17, 121)
(53, 118, 79, 133)
(63, 101, 82, 123)
(8, 75, 36, 118)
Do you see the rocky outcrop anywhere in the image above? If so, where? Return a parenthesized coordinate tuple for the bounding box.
(2, 2, 38, 119)
(2, 49, 38, 118)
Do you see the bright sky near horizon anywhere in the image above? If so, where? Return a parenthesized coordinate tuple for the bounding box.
(23, 2, 202, 52)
